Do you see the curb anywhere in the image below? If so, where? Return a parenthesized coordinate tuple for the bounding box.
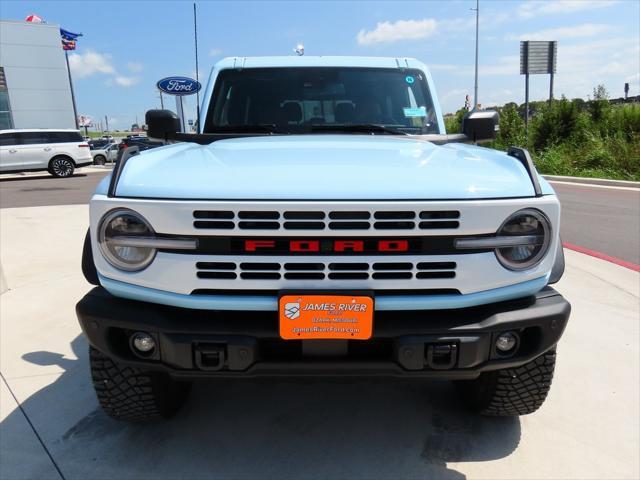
(544, 175, 640, 189)
(563, 242, 640, 272)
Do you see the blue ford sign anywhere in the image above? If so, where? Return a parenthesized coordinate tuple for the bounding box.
(156, 76, 201, 96)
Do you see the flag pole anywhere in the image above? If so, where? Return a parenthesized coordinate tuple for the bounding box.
(193, 2, 200, 133)
(64, 50, 80, 129)
(65, 50, 79, 129)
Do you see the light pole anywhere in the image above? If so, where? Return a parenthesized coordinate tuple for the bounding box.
(472, 0, 479, 111)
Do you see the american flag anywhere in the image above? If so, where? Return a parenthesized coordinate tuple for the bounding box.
(60, 28, 82, 51)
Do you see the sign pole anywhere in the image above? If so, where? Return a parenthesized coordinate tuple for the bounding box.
(549, 71, 554, 106)
(525, 73, 529, 140)
(193, 2, 201, 132)
(65, 50, 79, 129)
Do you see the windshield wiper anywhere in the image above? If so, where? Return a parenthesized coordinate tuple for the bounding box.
(310, 124, 408, 135)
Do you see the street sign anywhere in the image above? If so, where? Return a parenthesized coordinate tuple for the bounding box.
(520, 40, 558, 138)
(520, 41, 557, 75)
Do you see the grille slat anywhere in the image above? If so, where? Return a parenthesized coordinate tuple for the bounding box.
(197, 272, 237, 279)
(196, 262, 236, 270)
(372, 272, 413, 280)
(284, 263, 324, 271)
(283, 221, 325, 230)
(193, 209, 460, 230)
(328, 272, 369, 280)
(196, 260, 457, 282)
(241, 272, 281, 280)
(416, 271, 456, 279)
(240, 263, 280, 271)
(284, 273, 325, 280)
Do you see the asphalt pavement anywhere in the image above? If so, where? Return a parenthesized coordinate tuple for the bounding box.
(551, 181, 640, 265)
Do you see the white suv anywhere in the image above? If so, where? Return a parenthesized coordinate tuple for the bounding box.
(0, 129, 93, 177)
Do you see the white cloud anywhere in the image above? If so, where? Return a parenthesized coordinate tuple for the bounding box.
(68, 50, 115, 78)
(113, 76, 140, 87)
(127, 62, 143, 73)
(510, 23, 612, 41)
(209, 48, 223, 57)
(357, 18, 437, 45)
(518, 0, 618, 18)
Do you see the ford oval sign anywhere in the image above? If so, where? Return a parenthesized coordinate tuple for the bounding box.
(156, 76, 201, 96)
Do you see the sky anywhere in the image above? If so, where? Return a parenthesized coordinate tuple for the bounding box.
(1, 0, 638, 131)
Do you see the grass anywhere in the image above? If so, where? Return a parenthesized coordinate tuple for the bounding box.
(445, 97, 640, 181)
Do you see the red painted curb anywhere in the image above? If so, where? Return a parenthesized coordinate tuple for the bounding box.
(563, 242, 640, 272)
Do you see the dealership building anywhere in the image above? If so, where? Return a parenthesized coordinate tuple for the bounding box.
(0, 20, 76, 130)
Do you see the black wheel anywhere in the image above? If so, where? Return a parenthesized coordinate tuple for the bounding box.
(93, 155, 106, 166)
(89, 346, 191, 422)
(456, 349, 557, 416)
(49, 156, 75, 177)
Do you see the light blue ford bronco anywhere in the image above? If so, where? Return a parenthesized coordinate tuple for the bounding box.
(77, 56, 570, 422)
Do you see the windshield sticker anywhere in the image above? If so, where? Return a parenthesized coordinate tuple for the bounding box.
(405, 75, 415, 84)
(403, 106, 427, 118)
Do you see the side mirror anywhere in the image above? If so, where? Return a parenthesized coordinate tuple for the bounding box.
(145, 109, 181, 141)
(462, 110, 499, 142)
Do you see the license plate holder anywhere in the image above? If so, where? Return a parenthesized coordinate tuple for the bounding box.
(279, 294, 374, 340)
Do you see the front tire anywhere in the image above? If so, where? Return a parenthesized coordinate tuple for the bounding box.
(456, 349, 557, 416)
(49, 156, 75, 177)
(89, 347, 191, 422)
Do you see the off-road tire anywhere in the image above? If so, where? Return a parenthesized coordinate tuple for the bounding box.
(89, 346, 191, 422)
(93, 155, 106, 166)
(456, 349, 557, 416)
(48, 156, 75, 177)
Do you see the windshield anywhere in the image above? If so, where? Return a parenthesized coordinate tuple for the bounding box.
(203, 67, 440, 135)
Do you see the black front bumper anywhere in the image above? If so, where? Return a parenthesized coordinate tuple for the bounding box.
(76, 287, 570, 379)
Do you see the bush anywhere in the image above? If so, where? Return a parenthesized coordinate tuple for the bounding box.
(530, 97, 589, 150)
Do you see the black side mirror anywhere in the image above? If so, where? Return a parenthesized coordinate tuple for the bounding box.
(462, 110, 499, 142)
(145, 109, 181, 141)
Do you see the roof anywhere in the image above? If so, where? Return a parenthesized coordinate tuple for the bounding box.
(0, 129, 81, 133)
(213, 56, 429, 70)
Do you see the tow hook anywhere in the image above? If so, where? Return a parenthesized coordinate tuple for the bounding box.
(194, 344, 226, 371)
(426, 343, 458, 370)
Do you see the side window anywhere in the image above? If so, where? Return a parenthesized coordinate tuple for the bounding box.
(16, 132, 50, 145)
(0, 133, 17, 146)
(50, 131, 83, 143)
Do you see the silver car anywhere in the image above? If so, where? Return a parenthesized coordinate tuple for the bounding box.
(91, 143, 118, 165)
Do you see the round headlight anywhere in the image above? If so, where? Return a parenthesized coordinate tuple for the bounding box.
(98, 209, 156, 271)
(495, 209, 551, 271)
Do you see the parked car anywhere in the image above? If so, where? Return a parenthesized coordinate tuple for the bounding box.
(0, 129, 92, 177)
(115, 136, 164, 162)
(91, 143, 119, 165)
(78, 56, 570, 422)
(101, 135, 114, 141)
(88, 139, 111, 150)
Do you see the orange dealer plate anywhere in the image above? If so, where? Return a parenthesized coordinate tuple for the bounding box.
(279, 295, 374, 340)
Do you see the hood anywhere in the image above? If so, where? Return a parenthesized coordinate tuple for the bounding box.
(114, 135, 545, 200)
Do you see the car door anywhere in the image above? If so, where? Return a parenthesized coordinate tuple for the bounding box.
(107, 144, 118, 162)
(18, 131, 51, 169)
(0, 132, 22, 171)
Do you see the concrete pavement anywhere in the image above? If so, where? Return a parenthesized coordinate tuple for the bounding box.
(0, 204, 638, 479)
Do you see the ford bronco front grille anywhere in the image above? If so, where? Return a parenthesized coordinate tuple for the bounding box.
(195, 261, 457, 281)
(193, 209, 460, 231)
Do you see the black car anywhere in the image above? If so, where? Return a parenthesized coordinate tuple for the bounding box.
(116, 136, 164, 162)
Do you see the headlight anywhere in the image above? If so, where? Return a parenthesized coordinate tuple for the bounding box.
(98, 209, 156, 271)
(495, 209, 551, 271)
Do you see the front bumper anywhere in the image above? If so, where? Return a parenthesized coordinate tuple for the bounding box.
(76, 287, 570, 379)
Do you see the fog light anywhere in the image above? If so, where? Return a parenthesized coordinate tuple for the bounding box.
(132, 332, 155, 353)
(496, 332, 518, 353)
